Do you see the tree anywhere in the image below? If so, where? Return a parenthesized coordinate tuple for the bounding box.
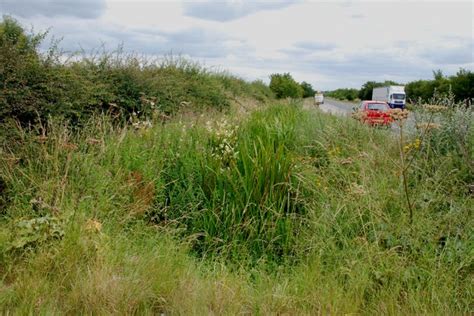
(300, 81, 315, 98)
(450, 69, 474, 103)
(358, 81, 381, 101)
(269, 73, 303, 99)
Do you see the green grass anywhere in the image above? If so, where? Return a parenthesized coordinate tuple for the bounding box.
(0, 101, 472, 314)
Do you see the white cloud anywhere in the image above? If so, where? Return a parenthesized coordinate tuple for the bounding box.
(1, 0, 472, 90)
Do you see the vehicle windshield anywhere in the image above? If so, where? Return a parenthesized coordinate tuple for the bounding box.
(392, 93, 405, 100)
(367, 103, 388, 111)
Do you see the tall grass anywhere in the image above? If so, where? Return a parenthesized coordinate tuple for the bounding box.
(1, 101, 472, 313)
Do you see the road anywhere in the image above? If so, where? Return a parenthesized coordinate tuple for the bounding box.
(304, 97, 415, 134)
(303, 97, 354, 116)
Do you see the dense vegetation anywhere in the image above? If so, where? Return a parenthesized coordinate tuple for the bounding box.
(327, 70, 473, 103)
(325, 88, 359, 101)
(0, 16, 273, 130)
(406, 69, 474, 103)
(268, 73, 320, 99)
(1, 99, 472, 313)
(269, 73, 304, 99)
(1, 17, 473, 314)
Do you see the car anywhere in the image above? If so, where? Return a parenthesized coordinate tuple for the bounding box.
(352, 101, 393, 126)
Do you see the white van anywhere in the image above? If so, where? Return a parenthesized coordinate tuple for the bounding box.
(314, 92, 324, 105)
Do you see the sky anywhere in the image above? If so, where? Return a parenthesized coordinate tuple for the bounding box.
(1, 0, 473, 90)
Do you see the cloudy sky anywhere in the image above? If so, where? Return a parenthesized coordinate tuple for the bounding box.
(1, 0, 473, 90)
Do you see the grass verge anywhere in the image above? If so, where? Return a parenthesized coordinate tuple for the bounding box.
(0, 101, 472, 314)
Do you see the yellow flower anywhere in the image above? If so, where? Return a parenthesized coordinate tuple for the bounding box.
(414, 138, 421, 149)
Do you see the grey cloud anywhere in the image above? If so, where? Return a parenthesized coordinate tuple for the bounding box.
(183, 0, 297, 22)
(239, 50, 439, 89)
(420, 42, 473, 65)
(103, 27, 251, 58)
(280, 41, 336, 56)
(0, 0, 106, 19)
(294, 41, 336, 51)
(43, 20, 250, 59)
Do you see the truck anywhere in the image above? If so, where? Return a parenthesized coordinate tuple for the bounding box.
(314, 91, 324, 105)
(372, 86, 406, 109)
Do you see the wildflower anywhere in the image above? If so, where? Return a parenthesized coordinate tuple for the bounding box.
(413, 138, 421, 149)
(403, 138, 422, 153)
(328, 146, 341, 157)
(87, 138, 102, 145)
(423, 104, 447, 113)
(61, 142, 78, 151)
(340, 157, 353, 165)
(349, 183, 366, 195)
(389, 108, 409, 121)
(416, 122, 440, 131)
(85, 219, 102, 233)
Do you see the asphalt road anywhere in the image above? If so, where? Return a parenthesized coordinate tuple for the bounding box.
(304, 97, 354, 116)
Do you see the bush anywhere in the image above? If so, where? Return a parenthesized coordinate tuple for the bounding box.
(269, 73, 303, 99)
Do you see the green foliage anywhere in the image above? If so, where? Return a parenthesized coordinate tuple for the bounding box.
(0, 17, 273, 128)
(448, 68, 474, 103)
(300, 81, 315, 98)
(326, 88, 358, 101)
(406, 69, 473, 103)
(413, 92, 474, 184)
(6, 216, 64, 251)
(269, 73, 304, 99)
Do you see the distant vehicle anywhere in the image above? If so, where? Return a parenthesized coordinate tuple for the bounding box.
(314, 92, 324, 105)
(372, 86, 406, 109)
(353, 100, 393, 126)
